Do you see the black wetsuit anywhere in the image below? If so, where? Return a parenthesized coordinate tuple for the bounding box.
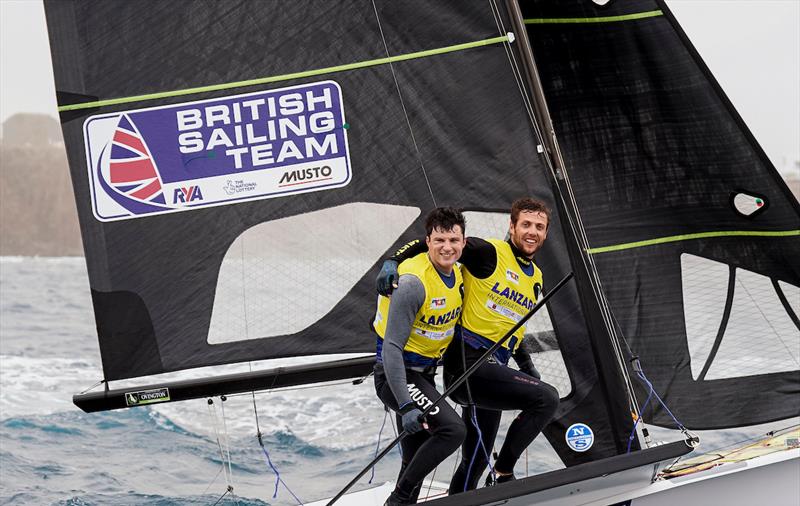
(443, 332, 558, 492)
(374, 365, 465, 501)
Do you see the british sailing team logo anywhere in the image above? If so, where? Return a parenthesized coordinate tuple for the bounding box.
(83, 80, 351, 222)
(100, 115, 167, 211)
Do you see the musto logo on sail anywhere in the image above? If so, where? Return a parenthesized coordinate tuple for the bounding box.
(83, 80, 351, 222)
(565, 422, 594, 452)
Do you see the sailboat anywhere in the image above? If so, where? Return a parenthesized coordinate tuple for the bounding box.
(43, 0, 799, 504)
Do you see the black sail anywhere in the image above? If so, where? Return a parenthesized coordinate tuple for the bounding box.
(521, 0, 800, 429)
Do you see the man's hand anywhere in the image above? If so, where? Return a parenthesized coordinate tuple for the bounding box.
(401, 407, 426, 434)
(519, 361, 541, 380)
(376, 260, 399, 296)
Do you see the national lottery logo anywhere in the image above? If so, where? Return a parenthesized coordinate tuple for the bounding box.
(83, 80, 351, 222)
(565, 423, 594, 452)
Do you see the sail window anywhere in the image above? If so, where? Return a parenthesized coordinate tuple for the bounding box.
(731, 191, 769, 218)
(463, 211, 572, 398)
(207, 203, 420, 343)
(682, 254, 800, 380)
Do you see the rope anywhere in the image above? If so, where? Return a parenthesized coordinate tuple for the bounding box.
(219, 397, 237, 502)
(207, 400, 233, 491)
(369, 407, 390, 484)
(627, 374, 655, 454)
(250, 392, 304, 504)
(459, 336, 495, 491)
(79, 379, 106, 394)
(210, 486, 234, 506)
(423, 464, 438, 501)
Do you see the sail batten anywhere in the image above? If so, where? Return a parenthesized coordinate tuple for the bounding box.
(587, 229, 800, 254)
(58, 34, 514, 112)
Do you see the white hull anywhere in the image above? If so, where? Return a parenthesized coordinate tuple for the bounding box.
(313, 448, 799, 506)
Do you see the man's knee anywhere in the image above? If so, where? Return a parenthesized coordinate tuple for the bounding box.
(441, 418, 467, 450)
(541, 383, 559, 418)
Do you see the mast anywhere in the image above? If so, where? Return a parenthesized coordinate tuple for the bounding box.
(503, 0, 643, 446)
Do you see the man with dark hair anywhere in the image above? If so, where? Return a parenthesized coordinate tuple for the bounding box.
(377, 198, 559, 493)
(373, 207, 468, 505)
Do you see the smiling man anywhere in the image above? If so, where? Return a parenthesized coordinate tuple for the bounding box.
(373, 207, 468, 505)
(377, 198, 560, 493)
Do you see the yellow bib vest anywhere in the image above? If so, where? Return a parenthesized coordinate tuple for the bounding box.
(460, 239, 542, 351)
(374, 252, 463, 361)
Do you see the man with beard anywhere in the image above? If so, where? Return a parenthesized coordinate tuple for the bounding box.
(376, 198, 559, 493)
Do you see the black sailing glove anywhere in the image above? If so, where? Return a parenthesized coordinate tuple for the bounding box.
(376, 260, 399, 296)
(399, 402, 425, 434)
(513, 348, 541, 380)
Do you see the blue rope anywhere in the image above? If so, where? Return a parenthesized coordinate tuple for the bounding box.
(627, 365, 689, 453)
(369, 408, 389, 484)
(257, 433, 304, 505)
(463, 405, 495, 491)
(637, 369, 685, 429)
(627, 375, 654, 453)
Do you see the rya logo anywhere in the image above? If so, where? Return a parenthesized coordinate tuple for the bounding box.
(173, 186, 204, 204)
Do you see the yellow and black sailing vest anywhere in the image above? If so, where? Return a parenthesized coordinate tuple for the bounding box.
(460, 239, 542, 352)
(374, 252, 463, 362)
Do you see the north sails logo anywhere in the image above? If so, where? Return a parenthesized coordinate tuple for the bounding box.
(125, 388, 170, 406)
(278, 165, 333, 187)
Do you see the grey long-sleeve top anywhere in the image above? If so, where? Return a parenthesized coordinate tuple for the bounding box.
(380, 273, 426, 408)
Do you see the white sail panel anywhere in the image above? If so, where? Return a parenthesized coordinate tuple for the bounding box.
(207, 203, 420, 343)
(681, 254, 729, 380)
(705, 269, 800, 380)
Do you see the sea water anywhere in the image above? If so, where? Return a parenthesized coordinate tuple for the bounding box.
(0, 257, 792, 505)
(0, 257, 562, 505)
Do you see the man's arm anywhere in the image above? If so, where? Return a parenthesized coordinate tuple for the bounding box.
(377, 236, 498, 295)
(381, 274, 426, 408)
(457, 236, 497, 279)
(512, 347, 541, 379)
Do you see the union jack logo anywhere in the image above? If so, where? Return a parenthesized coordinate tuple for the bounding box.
(106, 115, 165, 205)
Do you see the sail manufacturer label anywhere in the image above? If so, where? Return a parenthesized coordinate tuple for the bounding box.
(82, 81, 351, 222)
(124, 388, 170, 406)
(565, 422, 594, 452)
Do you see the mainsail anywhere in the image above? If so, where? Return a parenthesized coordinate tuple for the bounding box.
(44, 0, 797, 501)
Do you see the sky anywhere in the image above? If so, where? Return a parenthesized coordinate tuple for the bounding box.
(0, 0, 798, 177)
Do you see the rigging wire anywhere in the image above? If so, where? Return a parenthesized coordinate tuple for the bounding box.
(218, 396, 238, 503)
(370, 0, 437, 208)
(210, 486, 234, 506)
(207, 399, 236, 500)
(202, 466, 225, 497)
